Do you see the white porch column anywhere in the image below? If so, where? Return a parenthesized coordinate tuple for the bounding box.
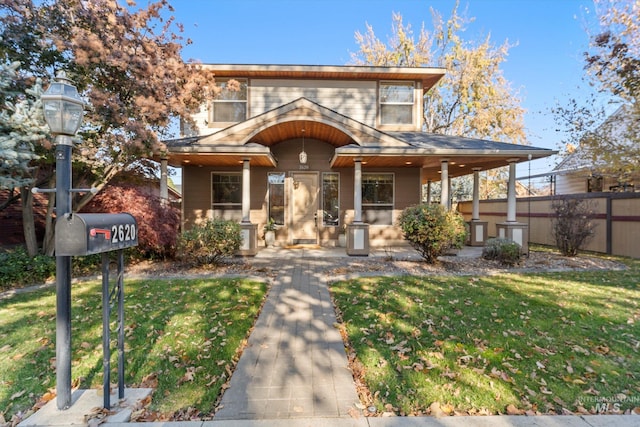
(426, 180, 432, 204)
(347, 158, 369, 255)
(440, 159, 449, 209)
(354, 158, 363, 223)
(472, 168, 481, 221)
(160, 158, 168, 206)
(496, 158, 528, 254)
(242, 158, 251, 223)
(507, 159, 517, 222)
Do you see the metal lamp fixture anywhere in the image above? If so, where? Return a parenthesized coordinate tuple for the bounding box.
(42, 71, 84, 140)
(299, 128, 308, 165)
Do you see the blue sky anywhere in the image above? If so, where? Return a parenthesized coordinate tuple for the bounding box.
(168, 0, 599, 176)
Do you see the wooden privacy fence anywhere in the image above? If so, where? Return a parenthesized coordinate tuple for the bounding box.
(458, 192, 640, 259)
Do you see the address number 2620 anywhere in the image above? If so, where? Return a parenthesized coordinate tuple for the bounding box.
(111, 223, 136, 244)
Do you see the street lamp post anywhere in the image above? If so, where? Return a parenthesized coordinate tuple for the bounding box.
(42, 71, 84, 410)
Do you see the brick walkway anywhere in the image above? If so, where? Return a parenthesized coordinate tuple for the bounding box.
(214, 258, 359, 419)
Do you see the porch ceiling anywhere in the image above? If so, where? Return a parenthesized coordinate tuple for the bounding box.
(250, 120, 353, 147)
(167, 153, 276, 168)
(331, 150, 555, 182)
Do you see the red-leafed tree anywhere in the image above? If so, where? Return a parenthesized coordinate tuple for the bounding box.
(82, 180, 180, 259)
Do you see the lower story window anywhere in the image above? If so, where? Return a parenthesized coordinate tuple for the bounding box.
(268, 172, 285, 225)
(362, 173, 394, 225)
(322, 172, 339, 226)
(212, 172, 242, 220)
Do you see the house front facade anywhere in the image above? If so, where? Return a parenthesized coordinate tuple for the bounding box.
(161, 64, 555, 254)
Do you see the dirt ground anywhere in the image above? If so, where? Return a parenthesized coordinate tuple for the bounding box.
(125, 248, 628, 281)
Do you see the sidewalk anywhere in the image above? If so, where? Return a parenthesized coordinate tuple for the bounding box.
(214, 257, 359, 419)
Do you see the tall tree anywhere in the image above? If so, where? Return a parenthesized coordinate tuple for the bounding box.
(554, 0, 639, 183)
(0, 61, 45, 189)
(350, 3, 527, 199)
(0, 61, 49, 255)
(0, 0, 215, 252)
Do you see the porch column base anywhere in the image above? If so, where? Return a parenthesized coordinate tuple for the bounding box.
(238, 223, 258, 256)
(466, 220, 488, 247)
(346, 223, 369, 256)
(496, 222, 529, 255)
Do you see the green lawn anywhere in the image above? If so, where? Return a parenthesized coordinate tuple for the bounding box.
(0, 277, 267, 422)
(330, 259, 640, 416)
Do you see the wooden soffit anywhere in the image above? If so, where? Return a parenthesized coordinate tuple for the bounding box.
(201, 64, 445, 92)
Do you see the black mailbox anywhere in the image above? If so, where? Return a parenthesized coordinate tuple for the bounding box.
(55, 213, 138, 256)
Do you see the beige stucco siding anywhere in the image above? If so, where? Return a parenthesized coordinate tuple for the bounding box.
(250, 79, 377, 127)
(182, 165, 267, 230)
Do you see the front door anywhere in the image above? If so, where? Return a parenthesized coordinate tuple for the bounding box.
(291, 172, 318, 244)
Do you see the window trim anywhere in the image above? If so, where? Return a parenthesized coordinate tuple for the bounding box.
(268, 172, 286, 226)
(379, 81, 415, 126)
(322, 172, 340, 227)
(209, 78, 248, 126)
(211, 172, 243, 210)
(362, 172, 395, 225)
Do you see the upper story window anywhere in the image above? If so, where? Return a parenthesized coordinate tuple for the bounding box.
(210, 78, 248, 124)
(379, 82, 414, 125)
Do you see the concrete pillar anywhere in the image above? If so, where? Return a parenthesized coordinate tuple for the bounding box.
(440, 159, 449, 209)
(348, 158, 369, 256)
(467, 167, 488, 247)
(160, 158, 168, 206)
(507, 159, 517, 222)
(239, 158, 257, 256)
(472, 168, 481, 221)
(426, 180, 432, 204)
(242, 159, 251, 223)
(354, 158, 362, 223)
(496, 158, 528, 255)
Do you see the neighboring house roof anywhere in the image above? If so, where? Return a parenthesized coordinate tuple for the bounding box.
(165, 97, 556, 181)
(550, 105, 634, 178)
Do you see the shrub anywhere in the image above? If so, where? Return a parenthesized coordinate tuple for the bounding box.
(176, 219, 242, 265)
(83, 184, 180, 259)
(482, 237, 522, 266)
(397, 204, 467, 263)
(0, 246, 55, 290)
(551, 198, 596, 257)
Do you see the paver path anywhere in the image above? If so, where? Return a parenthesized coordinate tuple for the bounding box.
(214, 258, 359, 419)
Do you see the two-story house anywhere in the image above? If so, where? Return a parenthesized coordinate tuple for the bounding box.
(160, 64, 555, 254)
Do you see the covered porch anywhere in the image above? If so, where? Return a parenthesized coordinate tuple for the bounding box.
(158, 98, 556, 255)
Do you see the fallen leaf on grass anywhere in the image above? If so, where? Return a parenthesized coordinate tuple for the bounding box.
(506, 404, 524, 415)
(429, 401, 446, 417)
(10, 390, 26, 400)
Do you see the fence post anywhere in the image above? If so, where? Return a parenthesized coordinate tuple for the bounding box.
(606, 195, 612, 255)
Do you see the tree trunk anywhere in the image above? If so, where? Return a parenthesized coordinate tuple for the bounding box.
(21, 186, 38, 257)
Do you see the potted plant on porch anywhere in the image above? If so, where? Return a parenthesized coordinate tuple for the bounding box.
(263, 218, 277, 247)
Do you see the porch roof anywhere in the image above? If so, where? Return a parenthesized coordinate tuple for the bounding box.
(331, 132, 557, 181)
(162, 98, 557, 181)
